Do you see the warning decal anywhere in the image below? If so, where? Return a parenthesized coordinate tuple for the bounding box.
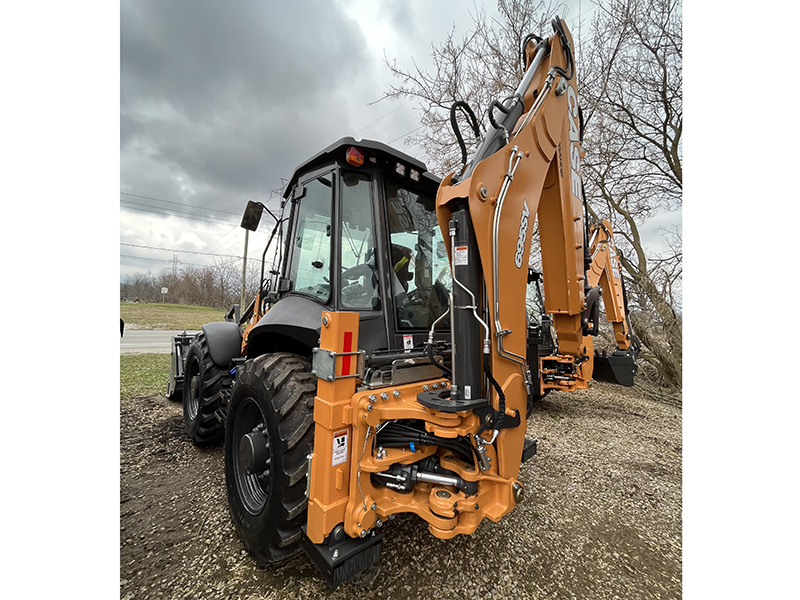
(454, 246, 469, 266)
(332, 429, 348, 466)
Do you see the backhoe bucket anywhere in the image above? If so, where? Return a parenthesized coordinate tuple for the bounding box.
(592, 350, 637, 387)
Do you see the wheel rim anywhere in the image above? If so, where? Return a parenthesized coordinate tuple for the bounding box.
(186, 357, 200, 420)
(232, 397, 270, 515)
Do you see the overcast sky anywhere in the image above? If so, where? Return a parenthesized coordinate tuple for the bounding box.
(120, 0, 677, 283)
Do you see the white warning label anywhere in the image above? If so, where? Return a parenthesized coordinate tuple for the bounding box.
(403, 334, 414, 350)
(332, 430, 348, 466)
(454, 246, 469, 266)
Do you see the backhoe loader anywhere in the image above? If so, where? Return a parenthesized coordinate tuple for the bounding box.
(170, 16, 639, 587)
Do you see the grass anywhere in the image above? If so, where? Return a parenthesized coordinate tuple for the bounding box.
(120, 353, 171, 400)
(120, 302, 226, 331)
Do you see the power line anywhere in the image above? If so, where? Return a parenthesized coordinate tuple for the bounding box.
(121, 195, 279, 230)
(121, 191, 282, 225)
(120, 203, 241, 226)
(120, 242, 242, 259)
(389, 125, 424, 144)
(121, 199, 242, 225)
(373, 111, 416, 136)
(355, 98, 413, 135)
(120, 191, 242, 216)
(203, 225, 242, 254)
(120, 254, 208, 268)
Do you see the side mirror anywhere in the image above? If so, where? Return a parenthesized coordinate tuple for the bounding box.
(241, 201, 264, 232)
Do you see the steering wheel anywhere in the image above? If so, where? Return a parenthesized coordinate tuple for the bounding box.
(403, 288, 428, 305)
(342, 263, 373, 281)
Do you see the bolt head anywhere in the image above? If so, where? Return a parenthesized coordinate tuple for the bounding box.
(512, 482, 524, 503)
(432, 383, 440, 390)
(380, 392, 389, 401)
(422, 384, 430, 392)
(331, 524, 345, 541)
(393, 390, 401, 398)
(322, 315, 329, 326)
(480, 186, 488, 198)
(369, 394, 377, 403)
(360, 530, 367, 538)
(332, 549, 339, 559)
(366, 404, 373, 412)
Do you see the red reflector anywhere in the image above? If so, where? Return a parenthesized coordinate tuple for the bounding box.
(346, 146, 364, 167)
(342, 331, 353, 375)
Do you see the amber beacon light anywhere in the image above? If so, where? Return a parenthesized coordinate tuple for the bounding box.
(346, 146, 364, 166)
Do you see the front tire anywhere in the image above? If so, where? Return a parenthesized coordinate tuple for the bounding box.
(183, 333, 230, 446)
(224, 353, 316, 565)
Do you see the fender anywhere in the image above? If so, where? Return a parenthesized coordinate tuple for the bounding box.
(201, 321, 243, 368)
(246, 296, 325, 359)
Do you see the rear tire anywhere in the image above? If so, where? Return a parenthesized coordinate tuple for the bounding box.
(224, 353, 316, 565)
(183, 333, 230, 446)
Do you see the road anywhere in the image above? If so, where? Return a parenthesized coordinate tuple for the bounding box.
(120, 330, 199, 355)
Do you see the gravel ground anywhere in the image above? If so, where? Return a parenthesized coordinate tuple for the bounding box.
(120, 382, 681, 599)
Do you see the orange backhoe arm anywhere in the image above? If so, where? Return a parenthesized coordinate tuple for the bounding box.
(435, 17, 590, 477)
(586, 220, 634, 351)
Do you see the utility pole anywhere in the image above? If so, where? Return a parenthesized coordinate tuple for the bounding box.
(241, 228, 250, 317)
(240, 201, 264, 321)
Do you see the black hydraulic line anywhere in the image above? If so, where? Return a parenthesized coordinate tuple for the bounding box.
(487, 98, 514, 132)
(550, 17, 574, 81)
(450, 101, 482, 166)
(427, 341, 452, 378)
(521, 33, 544, 68)
(483, 354, 506, 431)
(581, 180, 591, 272)
(376, 423, 477, 464)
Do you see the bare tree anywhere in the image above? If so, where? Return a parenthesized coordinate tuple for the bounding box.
(581, 0, 682, 388)
(381, 0, 682, 389)
(381, 0, 561, 176)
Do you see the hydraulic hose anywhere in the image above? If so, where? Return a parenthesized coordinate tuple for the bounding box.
(376, 422, 477, 464)
(450, 100, 482, 166)
(551, 17, 574, 81)
(483, 354, 506, 432)
(427, 339, 452, 378)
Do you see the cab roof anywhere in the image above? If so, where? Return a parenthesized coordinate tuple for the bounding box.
(283, 137, 440, 199)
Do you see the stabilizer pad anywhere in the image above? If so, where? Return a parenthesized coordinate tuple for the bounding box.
(301, 527, 383, 589)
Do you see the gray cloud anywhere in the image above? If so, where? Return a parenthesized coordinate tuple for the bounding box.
(120, 1, 387, 278)
(121, 1, 373, 208)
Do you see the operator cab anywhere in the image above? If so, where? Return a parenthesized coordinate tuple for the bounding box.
(247, 138, 451, 361)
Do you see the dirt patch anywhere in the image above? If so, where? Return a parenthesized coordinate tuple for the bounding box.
(120, 383, 681, 599)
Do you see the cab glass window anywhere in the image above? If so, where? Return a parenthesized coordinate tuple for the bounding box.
(340, 172, 380, 310)
(288, 175, 333, 302)
(385, 179, 451, 329)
